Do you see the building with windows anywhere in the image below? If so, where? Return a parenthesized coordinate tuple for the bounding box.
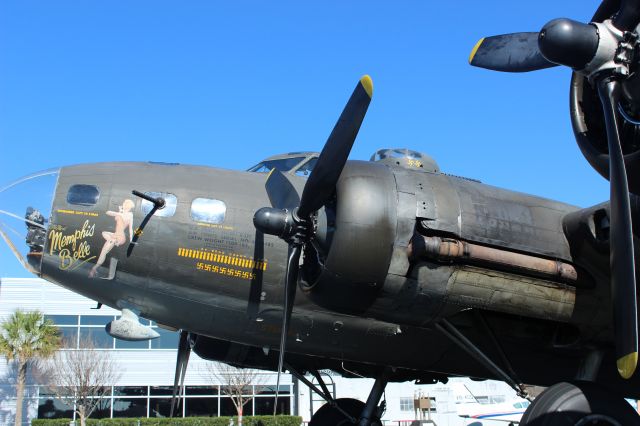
(0, 278, 292, 425)
(1, 277, 523, 425)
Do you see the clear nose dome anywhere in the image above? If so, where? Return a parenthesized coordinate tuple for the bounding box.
(0, 169, 59, 275)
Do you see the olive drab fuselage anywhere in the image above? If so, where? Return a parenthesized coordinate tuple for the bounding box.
(24, 159, 640, 397)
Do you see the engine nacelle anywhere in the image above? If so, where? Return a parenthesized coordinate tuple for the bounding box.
(570, 72, 640, 195)
(301, 161, 398, 313)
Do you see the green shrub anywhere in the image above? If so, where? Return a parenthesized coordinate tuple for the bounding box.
(243, 416, 302, 426)
(32, 420, 73, 426)
(32, 416, 303, 426)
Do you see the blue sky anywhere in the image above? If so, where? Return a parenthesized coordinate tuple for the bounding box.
(0, 0, 607, 278)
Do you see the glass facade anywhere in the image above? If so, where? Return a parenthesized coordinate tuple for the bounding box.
(113, 398, 147, 417)
(399, 397, 413, 412)
(37, 397, 74, 419)
(186, 397, 218, 417)
(149, 398, 173, 417)
(36, 385, 291, 419)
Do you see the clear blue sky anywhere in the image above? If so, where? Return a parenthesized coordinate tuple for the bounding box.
(0, 0, 607, 278)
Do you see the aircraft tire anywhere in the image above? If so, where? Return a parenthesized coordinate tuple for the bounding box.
(309, 397, 382, 426)
(519, 381, 640, 426)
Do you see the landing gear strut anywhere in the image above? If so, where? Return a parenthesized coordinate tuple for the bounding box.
(287, 364, 385, 426)
(357, 371, 387, 426)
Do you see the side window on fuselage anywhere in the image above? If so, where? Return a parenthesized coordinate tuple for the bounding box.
(190, 198, 226, 224)
(141, 192, 178, 217)
(67, 184, 100, 206)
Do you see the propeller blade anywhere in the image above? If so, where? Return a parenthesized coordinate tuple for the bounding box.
(592, 0, 621, 22)
(258, 76, 374, 413)
(597, 78, 638, 379)
(469, 33, 557, 72)
(613, 0, 640, 30)
(274, 244, 302, 414)
(170, 330, 192, 417)
(298, 75, 373, 218)
(265, 168, 300, 210)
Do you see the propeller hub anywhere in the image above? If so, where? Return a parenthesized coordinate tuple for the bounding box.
(539, 18, 599, 70)
(253, 206, 313, 244)
(253, 207, 292, 238)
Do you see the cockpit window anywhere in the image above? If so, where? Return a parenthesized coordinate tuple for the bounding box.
(67, 184, 100, 206)
(247, 157, 306, 173)
(141, 192, 177, 217)
(190, 198, 226, 224)
(295, 158, 318, 177)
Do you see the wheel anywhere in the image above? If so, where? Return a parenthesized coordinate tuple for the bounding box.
(520, 381, 640, 426)
(309, 397, 382, 426)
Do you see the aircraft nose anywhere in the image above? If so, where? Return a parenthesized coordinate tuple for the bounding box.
(0, 169, 59, 275)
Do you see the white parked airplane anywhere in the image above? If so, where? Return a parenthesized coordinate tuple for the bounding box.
(452, 382, 528, 425)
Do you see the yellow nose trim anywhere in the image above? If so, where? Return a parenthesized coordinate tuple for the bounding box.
(617, 352, 638, 379)
(469, 38, 485, 64)
(360, 75, 373, 98)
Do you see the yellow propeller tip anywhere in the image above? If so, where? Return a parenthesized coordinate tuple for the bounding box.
(469, 38, 485, 64)
(360, 75, 373, 98)
(617, 352, 638, 379)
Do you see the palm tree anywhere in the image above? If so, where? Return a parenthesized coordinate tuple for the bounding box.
(0, 310, 60, 426)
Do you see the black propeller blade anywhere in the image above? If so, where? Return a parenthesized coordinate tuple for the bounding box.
(592, 0, 620, 23)
(253, 75, 373, 410)
(597, 78, 638, 379)
(614, 0, 640, 30)
(469, 0, 639, 378)
(170, 330, 192, 417)
(298, 76, 373, 217)
(469, 33, 556, 72)
(265, 168, 300, 211)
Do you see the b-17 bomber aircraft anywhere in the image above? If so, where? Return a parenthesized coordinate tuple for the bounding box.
(3, 0, 640, 424)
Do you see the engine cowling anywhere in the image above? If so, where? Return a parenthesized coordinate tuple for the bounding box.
(301, 160, 398, 313)
(570, 72, 640, 195)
